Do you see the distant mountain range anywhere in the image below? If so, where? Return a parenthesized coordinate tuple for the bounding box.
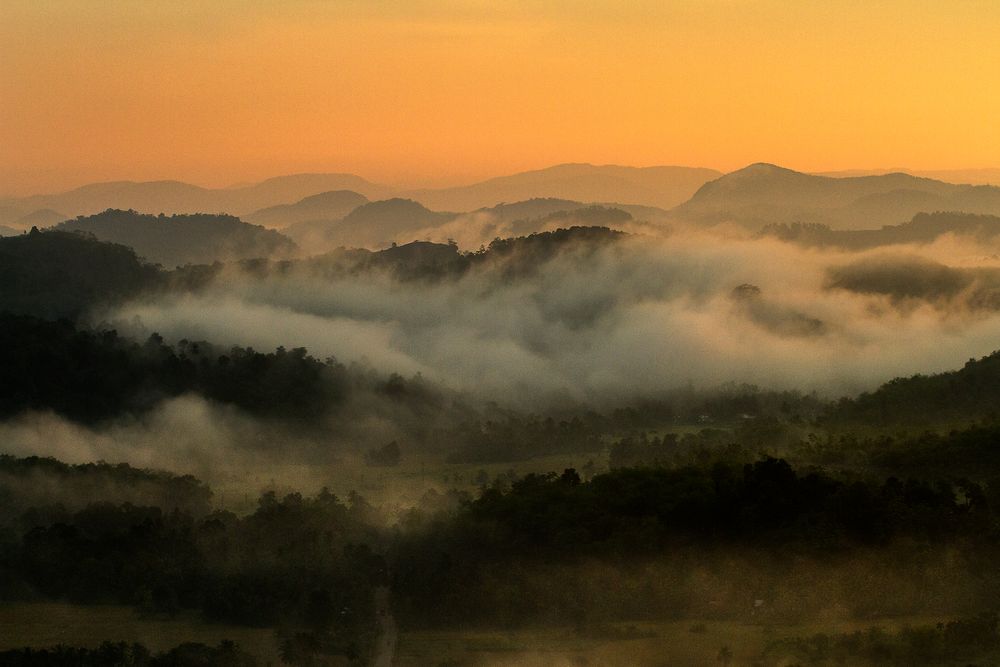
(5, 162, 1000, 250)
(671, 163, 1000, 230)
(402, 163, 722, 211)
(0, 174, 392, 229)
(0, 164, 718, 230)
(817, 168, 1000, 186)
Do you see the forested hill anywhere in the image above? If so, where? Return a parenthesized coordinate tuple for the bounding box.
(0, 228, 161, 320)
(0, 314, 349, 424)
(760, 212, 1000, 250)
(55, 209, 297, 267)
(0, 455, 212, 518)
(828, 350, 1000, 428)
(187, 225, 628, 286)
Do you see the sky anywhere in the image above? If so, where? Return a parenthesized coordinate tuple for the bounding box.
(1, 0, 998, 196)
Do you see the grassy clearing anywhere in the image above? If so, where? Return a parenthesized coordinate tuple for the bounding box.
(0, 603, 280, 664)
(395, 617, 948, 667)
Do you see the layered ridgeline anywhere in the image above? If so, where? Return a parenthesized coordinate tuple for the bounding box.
(54, 209, 297, 267)
(282, 198, 455, 250)
(0, 164, 720, 229)
(243, 189, 370, 228)
(257, 194, 647, 252)
(0, 173, 391, 226)
(0, 224, 625, 320)
(9, 163, 1000, 253)
(403, 163, 722, 210)
(670, 163, 1000, 230)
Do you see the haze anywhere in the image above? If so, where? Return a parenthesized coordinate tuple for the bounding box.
(7, 3, 1000, 666)
(2, 0, 999, 195)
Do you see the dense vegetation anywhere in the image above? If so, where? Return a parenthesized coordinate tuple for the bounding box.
(827, 349, 1000, 429)
(10, 215, 1000, 663)
(0, 477, 384, 663)
(392, 458, 1000, 627)
(760, 212, 1000, 251)
(0, 229, 160, 320)
(0, 314, 347, 424)
(0, 455, 212, 528)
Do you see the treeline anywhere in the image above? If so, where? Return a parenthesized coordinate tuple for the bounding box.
(0, 488, 384, 663)
(0, 314, 349, 424)
(180, 225, 628, 288)
(760, 212, 1000, 251)
(0, 312, 827, 463)
(0, 455, 212, 531)
(392, 459, 1000, 627)
(0, 224, 629, 325)
(827, 350, 1000, 429)
(6, 450, 1000, 646)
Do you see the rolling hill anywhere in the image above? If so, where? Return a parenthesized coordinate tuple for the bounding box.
(0, 173, 392, 220)
(285, 198, 456, 250)
(671, 163, 1000, 230)
(54, 209, 297, 267)
(243, 190, 369, 228)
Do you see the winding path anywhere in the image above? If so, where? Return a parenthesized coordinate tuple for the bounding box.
(372, 586, 397, 667)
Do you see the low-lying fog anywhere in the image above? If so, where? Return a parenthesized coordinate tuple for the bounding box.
(105, 226, 1000, 404)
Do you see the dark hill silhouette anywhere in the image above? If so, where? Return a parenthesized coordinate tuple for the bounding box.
(829, 347, 1000, 428)
(54, 209, 297, 267)
(313, 198, 457, 249)
(672, 163, 1000, 230)
(406, 163, 721, 210)
(244, 189, 368, 228)
(761, 212, 1000, 250)
(0, 228, 161, 319)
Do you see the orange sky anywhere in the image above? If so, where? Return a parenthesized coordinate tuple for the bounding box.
(1, 0, 998, 196)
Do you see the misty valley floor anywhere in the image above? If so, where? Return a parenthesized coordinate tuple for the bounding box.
(0, 602, 950, 667)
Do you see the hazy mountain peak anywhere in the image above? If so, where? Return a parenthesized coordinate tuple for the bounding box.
(245, 190, 369, 228)
(405, 164, 722, 211)
(347, 197, 441, 218)
(674, 162, 995, 230)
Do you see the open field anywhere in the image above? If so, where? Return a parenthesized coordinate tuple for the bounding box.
(395, 617, 948, 667)
(0, 603, 948, 667)
(0, 603, 281, 665)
